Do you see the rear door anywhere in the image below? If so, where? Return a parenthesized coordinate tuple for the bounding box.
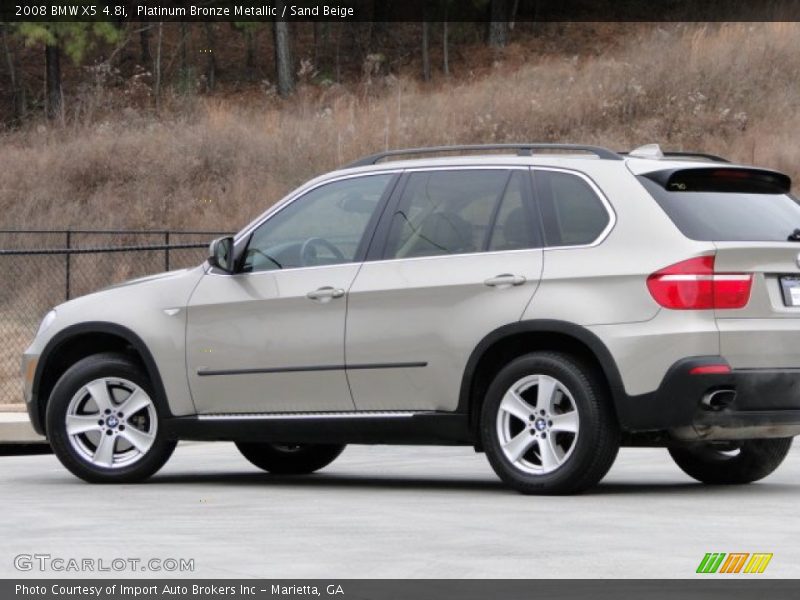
(345, 167, 544, 412)
(638, 167, 800, 369)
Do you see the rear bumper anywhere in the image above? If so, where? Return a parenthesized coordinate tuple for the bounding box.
(617, 356, 800, 440)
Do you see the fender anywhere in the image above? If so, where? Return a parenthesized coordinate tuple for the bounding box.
(31, 322, 173, 433)
(457, 319, 627, 421)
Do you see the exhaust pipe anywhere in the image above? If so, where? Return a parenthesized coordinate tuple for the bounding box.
(701, 389, 736, 412)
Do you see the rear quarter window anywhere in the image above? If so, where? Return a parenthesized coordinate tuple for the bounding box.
(534, 170, 610, 247)
(638, 175, 800, 242)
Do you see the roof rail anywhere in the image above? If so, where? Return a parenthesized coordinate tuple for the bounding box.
(620, 149, 730, 163)
(343, 144, 623, 168)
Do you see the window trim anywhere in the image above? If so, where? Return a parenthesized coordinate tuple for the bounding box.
(223, 171, 401, 276)
(530, 166, 617, 250)
(368, 165, 540, 263)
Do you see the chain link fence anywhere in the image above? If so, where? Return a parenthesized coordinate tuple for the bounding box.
(0, 230, 229, 406)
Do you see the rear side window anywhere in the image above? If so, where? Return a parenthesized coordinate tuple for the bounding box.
(534, 170, 610, 247)
(488, 171, 540, 251)
(383, 170, 510, 259)
(639, 174, 800, 242)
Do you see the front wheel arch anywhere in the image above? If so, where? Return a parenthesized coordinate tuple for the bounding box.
(34, 322, 172, 435)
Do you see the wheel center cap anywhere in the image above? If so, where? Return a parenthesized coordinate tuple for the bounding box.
(106, 416, 119, 428)
(534, 418, 547, 431)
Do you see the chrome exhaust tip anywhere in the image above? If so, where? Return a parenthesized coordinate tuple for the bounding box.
(701, 389, 736, 412)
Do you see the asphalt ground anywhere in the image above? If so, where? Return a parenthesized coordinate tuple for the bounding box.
(0, 442, 798, 578)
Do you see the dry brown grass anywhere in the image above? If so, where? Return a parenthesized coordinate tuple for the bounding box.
(1, 22, 799, 232)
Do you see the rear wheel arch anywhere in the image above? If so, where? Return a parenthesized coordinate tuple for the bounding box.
(459, 320, 625, 439)
(34, 323, 171, 434)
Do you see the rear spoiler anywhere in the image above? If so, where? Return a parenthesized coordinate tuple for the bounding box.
(641, 167, 791, 194)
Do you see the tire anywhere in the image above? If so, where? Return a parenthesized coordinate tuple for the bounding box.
(46, 353, 177, 483)
(480, 352, 620, 495)
(236, 442, 345, 475)
(669, 438, 792, 485)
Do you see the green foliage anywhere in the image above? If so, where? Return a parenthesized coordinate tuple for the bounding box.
(16, 21, 119, 63)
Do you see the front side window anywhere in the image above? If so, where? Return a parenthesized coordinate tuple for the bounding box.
(383, 170, 511, 259)
(534, 170, 610, 247)
(243, 174, 392, 272)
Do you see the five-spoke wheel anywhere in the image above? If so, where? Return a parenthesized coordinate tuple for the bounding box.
(481, 352, 619, 495)
(496, 374, 580, 475)
(47, 353, 176, 483)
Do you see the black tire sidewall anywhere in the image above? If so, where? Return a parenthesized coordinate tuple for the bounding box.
(480, 352, 618, 494)
(46, 353, 176, 483)
(669, 438, 793, 485)
(236, 442, 346, 475)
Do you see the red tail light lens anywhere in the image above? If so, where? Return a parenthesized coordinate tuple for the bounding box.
(647, 255, 752, 310)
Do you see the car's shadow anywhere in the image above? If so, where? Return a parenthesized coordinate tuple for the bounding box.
(143, 470, 799, 496)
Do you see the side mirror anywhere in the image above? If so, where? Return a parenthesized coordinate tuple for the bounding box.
(208, 237, 235, 273)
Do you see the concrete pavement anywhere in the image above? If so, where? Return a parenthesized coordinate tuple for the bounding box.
(0, 442, 798, 578)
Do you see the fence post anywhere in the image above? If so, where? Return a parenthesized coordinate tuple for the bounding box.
(164, 231, 170, 271)
(65, 231, 71, 300)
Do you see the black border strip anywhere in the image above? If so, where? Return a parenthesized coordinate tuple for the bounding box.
(197, 362, 428, 377)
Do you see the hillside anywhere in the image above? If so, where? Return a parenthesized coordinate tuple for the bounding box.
(1, 22, 799, 232)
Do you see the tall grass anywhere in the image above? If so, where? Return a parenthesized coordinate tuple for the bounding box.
(1, 23, 799, 233)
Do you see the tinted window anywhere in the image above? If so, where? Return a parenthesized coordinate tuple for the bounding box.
(384, 170, 510, 259)
(534, 170, 610, 246)
(243, 174, 391, 272)
(488, 171, 540, 251)
(639, 176, 800, 242)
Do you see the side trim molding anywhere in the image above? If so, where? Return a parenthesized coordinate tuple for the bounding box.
(197, 362, 428, 377)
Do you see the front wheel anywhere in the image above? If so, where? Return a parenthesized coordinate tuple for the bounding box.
(480, 352, 620, 495)
(669, 438, 792, 484)
(46, 353, 177, 483)
(236, 442, 345, 474)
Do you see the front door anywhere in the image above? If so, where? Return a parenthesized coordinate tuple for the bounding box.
(186, 173, 395, 414)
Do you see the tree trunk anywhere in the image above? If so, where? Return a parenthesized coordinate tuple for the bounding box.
(1, 24, 21, 120)
(203, 22, 217, 91)
(140, 26, 152, 66)
(245, 28, 256, 76)
(442, 18, 449, 76)
(154, 22, 163, 110)
(272, 5, 295, 96)
(179, 22, 189, 76)
(313, 21, 329, 73)
(488, 0, 509, 48)
(45, 42, 62, 120)
(421, 21, 431, 82)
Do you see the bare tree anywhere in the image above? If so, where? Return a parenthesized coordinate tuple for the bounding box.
(1, 24, 23, 120)
(140, 25, 151, 65)
(45, 41, 62, 119)
(488, 0, 509, 48)
(422, 20, 431, 82)
(203, 22, 217, 91)
(272, 2, 295, 96)
(154, 22, 163, 110)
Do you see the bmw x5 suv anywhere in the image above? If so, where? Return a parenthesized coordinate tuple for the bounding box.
(22, 143, 800, 494)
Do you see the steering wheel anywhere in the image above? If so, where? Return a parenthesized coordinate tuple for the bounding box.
(300, 237, 345, 266)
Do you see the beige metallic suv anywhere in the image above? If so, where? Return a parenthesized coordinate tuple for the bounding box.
(22, 144, 800, 494)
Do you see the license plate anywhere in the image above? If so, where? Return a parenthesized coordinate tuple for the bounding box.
(780, 276, 800, 307)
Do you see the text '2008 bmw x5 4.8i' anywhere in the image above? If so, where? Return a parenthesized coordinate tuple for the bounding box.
(22, 143, 800, 494)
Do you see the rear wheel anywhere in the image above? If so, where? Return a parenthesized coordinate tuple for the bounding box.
(46, 353, 176, 483)
(668, 438, 792, 484)
(481, 352, 620, 495)
(236, 442, 345, 474)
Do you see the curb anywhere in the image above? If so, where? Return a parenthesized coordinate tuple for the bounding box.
(0, 411, 47, 444)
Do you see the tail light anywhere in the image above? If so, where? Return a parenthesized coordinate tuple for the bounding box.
(647, 255, 752, 310)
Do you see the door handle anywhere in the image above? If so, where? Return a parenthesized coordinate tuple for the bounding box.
(306, 286, 345, 302)
(484, 273, 526, 288)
